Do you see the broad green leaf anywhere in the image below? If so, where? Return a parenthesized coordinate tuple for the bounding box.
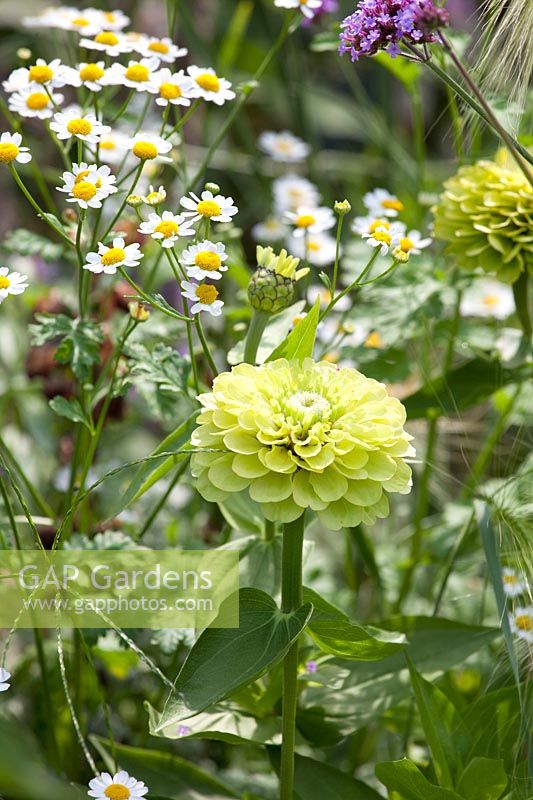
(404, 358, 531, 419)
(267, 297, 321, 362)
(374, 51, 421, 87)
(269, 750, 383, 800)
(460, 686, 522, 767)
(30, 313, 104, 383)
(407, 657, 467, 789)
(92, 739, 237, 799)
(148, 701, 282, 745)
(376, 759, 465, 800)
(165, 588, 313, 714)
(304, 587, 406, 660)
(457, 758, 508, 800)
(49, 396, 94, 432)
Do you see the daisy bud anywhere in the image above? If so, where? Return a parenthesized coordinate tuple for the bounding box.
(17, 48, 32, 61)
(204, 182, 220, 195)
(127, 193, 143, 208)
(334, 199, 351, 216)
(128, 301, 150, 322)
(248, 246, 309, 314)
(142, 185, 166, 206)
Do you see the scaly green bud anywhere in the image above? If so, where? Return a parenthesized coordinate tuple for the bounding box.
(248, 247, 309, 313)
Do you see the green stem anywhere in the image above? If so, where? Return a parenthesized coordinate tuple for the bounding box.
(117, 266, 191, 322)
(319, 250, 381, 322)
(280, 513, 305, 800)
(164, 98, 202, 139)
(410, 81, 425, 194)
(137, 457, 191, 540)
(102, 162, 144, 241)
(243, 310, 269, 365)
(10, 165, 73, 246)
(195, 316, 218, 376)
(164, 249, 200, 393)
(512, 271, 532, 340)
(331, 213, 344, 297)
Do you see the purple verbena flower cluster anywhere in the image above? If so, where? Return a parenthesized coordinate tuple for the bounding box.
(339, 0, 449, 60)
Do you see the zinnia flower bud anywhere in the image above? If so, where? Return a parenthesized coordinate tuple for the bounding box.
(191, 358, 414, 530)
(432, 157, 533, 284)
(248, 246, 309, 313)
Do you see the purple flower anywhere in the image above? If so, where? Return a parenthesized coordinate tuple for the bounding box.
(339, 0, 449, 61)
(177, 725, 191, 736)
(305, 660, 318, 674)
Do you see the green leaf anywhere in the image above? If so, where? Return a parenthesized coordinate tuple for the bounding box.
(125, 342, 191, 419)
(374, 51, 421, 88)
(148, 701, 282, 745)
(376, 759, 466, 800)
(269, 750, 383, 800)
(267, 297, 321, 362)
(92, 739, 238, 799)
(404, 358, 531, 419)
(309, 28, 340, 53)
(2, 228, 64, 261)
(457, 758, 507, 800)
(30, 313, 104, 383)
(304, 587, 406, 660)
(49, 396, 94, 431)
(162, 588, 313, 714)
(228, 301, 305, 365)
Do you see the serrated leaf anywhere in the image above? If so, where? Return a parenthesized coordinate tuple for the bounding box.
(30, 313, 104, 383)
(125, 342, 191, 418)
(2, 228, 64, 261)
(49, 396, 93, 432)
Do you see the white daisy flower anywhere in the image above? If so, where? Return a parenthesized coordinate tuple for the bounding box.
(362, 221, 405, 255)
(180, 190, 238, 223)
(8, 86, 63, 119)
(50, 110, 111, 144)
(3, 58, 70, 92)
(0, 132, 32, 165)
(351, 215, 393, 236)
(138, 211, 195, 248)
(83, 238, 144, 275)
(274, 0, 323, 18)
(97, 131, 131, 165)
(258, 130, 310, 162)
(502, 567, 528, 598)
(285, 205, 335, 238)
(63, 62, 108, 92)
(391, 229, 432, 262)
(57, 163, 117, 209)
(0, 267, 29, 304)
(181, 240, 228, 280)
(93, 9, 130, 32)
(509, 607, 533, 644)
(125, 132, 173, 162)
(251, 217, 288, 242)
(88, 770, 148, 800)
(289, 232, 338, 266)
(41, 8, 105, 36)
(187, 66, 235, 106)
(142, 185, 167, 206)
(133, 36, 187, 63)
(363, 188, 404, 218)
(181, 280, 224, 316)
(148, 68, 196, 107)
(104, 57, 161, 91)
(273, 174, 321, 214)
(459, 279, 515, 320)
(0, 668, 11, 692)
(79, 31, 133, 57)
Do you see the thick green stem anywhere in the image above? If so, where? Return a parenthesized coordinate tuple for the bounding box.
(243, 310, 269, 365)
(512, 271, 532, 340)
(280, 514, 305, 800)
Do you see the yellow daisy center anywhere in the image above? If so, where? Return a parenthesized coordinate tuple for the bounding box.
(72, 16, 90, 26)
(482, 294, 500, 307)
(196, 199, 222, 218)
(132, 141, 158, 160)
(72, 181, 97, 201)
(104, 12, 116, 22)
(26, 92, 50, 110)
(503, 574, 518, 584)
(369, 218, 389, 233)
(196, 284, 219, 304)
(195, 251, 222, 271)
(101, 247, 126, 266)
(29, 64, 54, 83)
(159, 82, 181, 100)
(0, 276, 11, 290)
(99, 139, 116, 150)
(307, 241, 321, 252)
(67, 118, 93, 136)
(296, 214, 316, 228)
(399, 237, 414, 252)
(94, 32, 119, 46)
(79, 63, 105, 82)
(373, 231, 391, 244)
(154, 220, 179, 238)
(381, 198, 403, 211)
(0, 143, 20, 163)
(195, 73, 220, 92)
(515, 614, 533, 632)
(365, 331, 383, 348)
(149, 41, 170, 54)
(125, 63, 150, 82)
(104, 786, 130, 800)
(75, 170, 102, 187)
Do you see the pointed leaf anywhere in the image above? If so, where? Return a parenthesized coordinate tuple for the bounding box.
(376, 759, 466, 800)
(269, 750, 383, 800)
(148, 701, 282, 745)
(267, 297, 321, 362)
(457, 758, 507, 800)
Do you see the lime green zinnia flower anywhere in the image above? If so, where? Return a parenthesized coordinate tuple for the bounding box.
(191, 358, 414, 530)
(432, 156, 533, 284)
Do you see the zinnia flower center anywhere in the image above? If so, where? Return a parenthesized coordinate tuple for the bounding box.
(515, 615, 533, 631)
(0, 276, 11, 289)
(196, 73, 220, 92)
(28, 64, 53, 83)
(101, 247, 126, 266)
(26, 92, 50, 110)
(286, 391, 331, 423)
(196, 284, 219, 304)
(154, 220, 179, 238)
(104, 786, 130, 800)
(149, 41, 170, 54)
(159, 82, 181, 100)
(196, 200, 222, 218)
(67, 118, 93, 136)
(296, 214, 316, 228)
(126, 63, 150, 82)
(0, 143, 20, 163)
(381, 199, 403, 211)
(80, 63, 105, 81)
(195, 251, 221, 270)
(72, 181, 97, 201)
(132, 141, 158, 159)
(95, 32, 119, 45)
